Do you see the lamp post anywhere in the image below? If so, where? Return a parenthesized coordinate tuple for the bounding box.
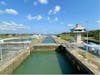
(86, 21, 89, 51)
(99, 28, 100, 45)
(97, 21, 100, 45)
(86, 29, 88, 51)
(85, 21, 90, 61)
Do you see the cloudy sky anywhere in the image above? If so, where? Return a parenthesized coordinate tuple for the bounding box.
(0, 0, 99, 34)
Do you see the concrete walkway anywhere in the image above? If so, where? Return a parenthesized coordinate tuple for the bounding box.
(53, 36, 100, 75)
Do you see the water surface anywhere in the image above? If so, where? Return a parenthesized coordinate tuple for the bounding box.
(42, 36, 56, 43)
(13, 51, 77, 74)
(13, 36, 79, 74)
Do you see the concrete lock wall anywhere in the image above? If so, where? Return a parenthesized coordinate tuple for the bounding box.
(0, 43, 29, 45)
(0, 45, 58, 74)
(0, 44, 94, 74)
(58, 45, 93, 74)
(31, 45, 59, 51)
(0, 48, 30, 74)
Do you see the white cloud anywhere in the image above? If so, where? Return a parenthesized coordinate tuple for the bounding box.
(26, 14, 33, 21)
(0, 1, 6, 6)
(47, 17, 58, 23)
(55, 17, 58, 21)
(97, 20, 100, 24)
(48, 10, 52, 15)
(67, 24, 74, 28)
(26, 14, 43, 21)
(0, 21, 30, 31)
(38, 0, 48, 4)
(0, 8, 18, 15)
(47, 17, 50, 21)
(33, 2, 38, 6)
(33, 0, 48, 6)
(48, 5, 61, 15)
(34, 15, 43, 20)
(54, 6, 61, 14)
(5, 9, 18, 15)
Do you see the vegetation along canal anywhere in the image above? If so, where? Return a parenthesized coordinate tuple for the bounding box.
(13, 36, 88, 74)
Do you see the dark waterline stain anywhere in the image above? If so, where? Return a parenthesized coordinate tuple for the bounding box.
(56, 52, 77, 74)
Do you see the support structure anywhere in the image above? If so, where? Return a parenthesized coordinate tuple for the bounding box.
(71, 24, 85, 44)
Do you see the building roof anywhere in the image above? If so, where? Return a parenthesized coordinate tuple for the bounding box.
(74, 24, 84, 30)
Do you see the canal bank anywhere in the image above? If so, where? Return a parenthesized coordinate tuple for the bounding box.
(13, 36, 79, 74)
(13, 50, 78, 74)
(56, 45, 93, 74)
(0, 36, 94, 74)
(0, 48, 30, 74)
(13, 36, 92, 74)
(53, 36, 99, 75)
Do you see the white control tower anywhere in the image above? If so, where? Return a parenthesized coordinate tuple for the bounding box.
(72, 24, 85, 44)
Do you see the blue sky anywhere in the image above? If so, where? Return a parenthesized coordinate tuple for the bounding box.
(0, 0, 100, 34)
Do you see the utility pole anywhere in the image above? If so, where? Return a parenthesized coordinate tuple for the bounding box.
(96, 20, 100, 45)
(86, 21, 89, 51)
(98, 23, 100, 45)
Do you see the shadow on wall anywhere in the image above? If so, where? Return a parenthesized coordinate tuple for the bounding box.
(55, 45, 79, 74)
(55, 45, 93, 74)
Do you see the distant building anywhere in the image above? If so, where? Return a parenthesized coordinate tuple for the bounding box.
(0, 39, 3, 43)
(71, 24, 85, 44)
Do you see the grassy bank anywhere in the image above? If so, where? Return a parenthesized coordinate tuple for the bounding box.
(56, 33, 74, 42)
(0, 34, 33, 39)
(83, 38, 100, 44)
(57, 29, 100, 44)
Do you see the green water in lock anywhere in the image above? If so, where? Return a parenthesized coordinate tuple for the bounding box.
(13, 51, 61, 74)
(42, 36, 56, 43)
(12, 36, 78, 74)
(13, 51, 76, 74)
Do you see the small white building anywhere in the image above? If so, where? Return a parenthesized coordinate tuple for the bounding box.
(72, 24, 85, 44)
(0, 38, 3, 43)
